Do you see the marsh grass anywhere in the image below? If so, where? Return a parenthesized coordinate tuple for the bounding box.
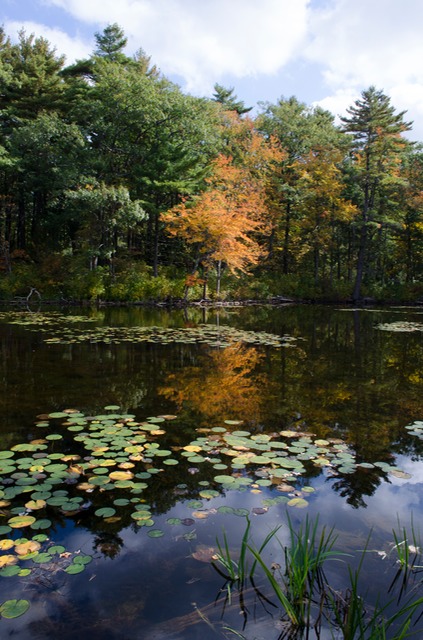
(214, 515, 423, 639)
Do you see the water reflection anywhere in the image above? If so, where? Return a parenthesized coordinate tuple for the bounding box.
(1, 305, 423, 638)
(159, 342, 272, 427)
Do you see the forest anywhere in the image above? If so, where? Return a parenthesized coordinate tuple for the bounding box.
(0, 22, 422, 304)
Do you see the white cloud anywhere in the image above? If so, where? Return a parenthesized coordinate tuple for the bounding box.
(4, 20, 92, 64)
(306, 0, 423, 139)
(43, 0, 310, 93)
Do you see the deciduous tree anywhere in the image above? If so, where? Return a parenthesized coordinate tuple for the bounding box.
(162, 152, 273, 296)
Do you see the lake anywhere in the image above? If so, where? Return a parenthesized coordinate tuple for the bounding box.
(0, 303, 422, 639)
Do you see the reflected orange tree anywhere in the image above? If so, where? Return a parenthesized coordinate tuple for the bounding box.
(159, 342, 272, 427)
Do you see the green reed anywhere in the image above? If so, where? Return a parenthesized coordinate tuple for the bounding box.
(213, 514, 423, 639)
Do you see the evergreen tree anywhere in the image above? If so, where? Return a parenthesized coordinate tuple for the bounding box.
(212, 83, 252, 115)
(257, 97, 348, 274)
(94, 23, 128, 63)
(341, 86, 412, 301)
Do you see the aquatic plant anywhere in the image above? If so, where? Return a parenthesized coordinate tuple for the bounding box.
(214, 516, 423, 639)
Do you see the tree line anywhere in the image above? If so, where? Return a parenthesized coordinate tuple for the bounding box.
(0, 23, 422, 303)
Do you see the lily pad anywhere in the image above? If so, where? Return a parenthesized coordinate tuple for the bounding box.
(95, 507, 116, 518)
(0, 599, 30, 619)
(147, 529, 164, 538)
(65, 562, 85, 574)
(8, 515, 36, 528)
(287, 497, 309, 508)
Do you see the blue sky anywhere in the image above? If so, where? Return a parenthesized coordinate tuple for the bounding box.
(2, 0, 423, 140)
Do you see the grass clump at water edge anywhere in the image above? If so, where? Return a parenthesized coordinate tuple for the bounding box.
(214, 514, 423, 639)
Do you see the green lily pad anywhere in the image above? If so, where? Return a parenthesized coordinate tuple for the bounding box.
(148, 529, 164, 538)
(49, 545, 66, 554)
(73, 555, 92, 565)
(217, 506, 235, 514)
(287, 497, 309, 508)
(0, 526, 12, 535)
(33, 552, 53, 564)
(0, 565, 21, 577)
(95, 507, 116, 518)
(199, 489, 220, 499)
(186, 500, 203, 509)
(0, 451, 14, 460)
(0, 599, 30, 619)
(65, 563, 85, 574)
(30, 518, 51, 530)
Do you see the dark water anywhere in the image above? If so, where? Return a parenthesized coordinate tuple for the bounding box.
(0, 304, 422, 639)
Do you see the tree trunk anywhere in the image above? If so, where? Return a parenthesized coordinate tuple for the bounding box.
(282, 201, 291, 274)
(216, 260, 222, 296)
(17, 194, 26, 249)
(153, 210, 159, 277)
(352, 223, 367, 301)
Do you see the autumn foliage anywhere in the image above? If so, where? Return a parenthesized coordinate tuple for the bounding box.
(159, 342, 269, 426)
(161, 118, 283, 294)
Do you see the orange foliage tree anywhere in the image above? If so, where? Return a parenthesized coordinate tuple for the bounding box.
(161, 118, 282, 297)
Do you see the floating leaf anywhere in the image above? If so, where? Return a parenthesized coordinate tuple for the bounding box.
(15, 540, 41, 555)
(287, 497, 309, 508)
(95, 507, 116, 518)
(8, 515, 36, 528)
(390, 469, 412, 479)
(48, 545, 66, 555)
(0, 539, 14, 551)
(199, 489, 219, 500)
(0, 555, 18, 568)
(181, 518, 195, 526)
(192, 511, 209, 519)
(30, 518, 51, 530)
(147, 529, 164, 538)
(33, 552, 53, 564)
(65, 563, 85, 574)
(73, 554, 92, 565)
(0, 599, 30, 619)
(25, 499, 46, 510)
(186, 500, 203, 509)
(217, 506, 235, 515)
(0, 451, 14, 460)
(109, 470, 134, 481)
(0, 565, 21, 577)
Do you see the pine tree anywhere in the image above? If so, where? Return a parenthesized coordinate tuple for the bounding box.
(94, 23, 128, 62)
(341, 86, 412, 301)
(212, 83, 252, 115)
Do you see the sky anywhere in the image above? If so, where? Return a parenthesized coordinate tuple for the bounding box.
(2, 0, 423, 140)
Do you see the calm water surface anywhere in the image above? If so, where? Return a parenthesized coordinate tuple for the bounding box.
(0, 304, 422, 639)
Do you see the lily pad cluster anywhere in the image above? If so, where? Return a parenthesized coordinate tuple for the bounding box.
(0, 407, 412, 585)
(404, 420, 423, 440)
(375, 321, 423, 332)
(0, 311, 296, 348)
(0, 530, 91, 579)
(0, 410, 172, 566)
(0, 311, 95, 328)
(179, 426, 410, 495)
